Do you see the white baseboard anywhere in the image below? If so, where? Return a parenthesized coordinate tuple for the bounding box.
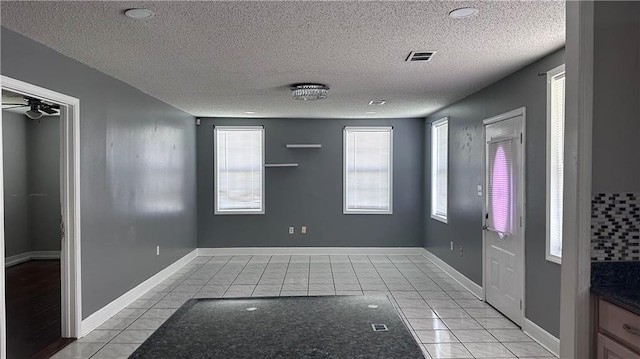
(523, 318, 560, 357)
(198, 247, 426, 256)
(420, 249, 483, 299)
(80, 249, 198, 337)
(5, 251, 61, 267)
(5, 253, 31, 267)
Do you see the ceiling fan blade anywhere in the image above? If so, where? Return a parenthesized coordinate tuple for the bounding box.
(2, 104, 28, 109)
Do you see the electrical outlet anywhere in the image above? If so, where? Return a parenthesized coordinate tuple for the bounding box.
(288, 227, 294, 235)
(450, 241, 454, 251)
(459, 245, 464, 257)
(301, 226, 307, 234)
(477, 185, 483, 196)
(156, 246, 160, 256)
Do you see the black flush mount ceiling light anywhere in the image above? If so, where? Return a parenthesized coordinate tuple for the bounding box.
(291, 84, 329, 101)
(26, 102, 43, 120)
(25, 98, 58, 120)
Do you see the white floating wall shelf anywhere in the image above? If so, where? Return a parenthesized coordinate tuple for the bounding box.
(265, 163, 299, 168)
(285, 144, 322, 149)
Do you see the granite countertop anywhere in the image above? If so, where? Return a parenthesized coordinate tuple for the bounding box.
(591, 261, 640, 315)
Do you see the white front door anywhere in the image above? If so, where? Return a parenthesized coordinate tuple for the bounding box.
(483, 109, 525, 327)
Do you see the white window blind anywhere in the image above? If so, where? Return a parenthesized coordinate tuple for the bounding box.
(343, 127, 393, 214)
(431, 118, 448, 222)
(214, 126, 264, 214)
(546, 64, 565, 263)
(488, 139, 515, 237)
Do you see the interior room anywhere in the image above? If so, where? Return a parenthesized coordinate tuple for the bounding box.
(2, 91, 66, 358)
(0, 1, 638, 359)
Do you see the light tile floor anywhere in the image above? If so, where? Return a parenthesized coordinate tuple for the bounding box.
(52, 255, 558, 359)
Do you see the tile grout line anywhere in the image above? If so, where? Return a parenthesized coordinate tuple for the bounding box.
(386, 255, 434, 348)
(221, 255, 254, 297)
(346, 255, 364, 294)
(276, 255, 292, 296)
(365, 255, 393, 295)
(328, 256, 337, 294)
(306, 255, 311, 296)
(203, 255, 233, 287)
(248, 256, 271, 297)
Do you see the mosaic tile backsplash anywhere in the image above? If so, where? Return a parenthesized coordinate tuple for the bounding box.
(591, 193, 640, 261)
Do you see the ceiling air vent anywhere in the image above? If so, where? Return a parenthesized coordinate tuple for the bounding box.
(406, 51, 436, 62)
(369, 100, 386, 106)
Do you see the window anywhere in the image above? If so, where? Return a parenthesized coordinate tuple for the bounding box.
(431, 118, 448, 223)
(546, 64, 565, 264)
(487, 138, 515, 238)
(214, 126, 264, 214)
(343, 127, 393, 214)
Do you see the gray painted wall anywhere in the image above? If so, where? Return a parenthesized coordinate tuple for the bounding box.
(2, 110, 29, 257)
(592, 1, 640, 193)
(1, 28, 197, 318)
(424, 49, 565, 337)
(3, 111, 61, 256)
(27, 115, 61, 252)
(197, 118, 424, 248)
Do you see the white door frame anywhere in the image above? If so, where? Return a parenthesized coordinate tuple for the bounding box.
(0, 75, 82, 357)
(481, 107, 526, 327)
(560, 1, 594, 358)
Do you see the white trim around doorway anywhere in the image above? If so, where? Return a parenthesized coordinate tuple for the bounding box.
(0, 75, 82, 358)
(560, 2, 594, 358)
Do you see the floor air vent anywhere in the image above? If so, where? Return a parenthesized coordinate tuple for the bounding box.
(372, 324, 388, 332)
(406, 51, 436, 62)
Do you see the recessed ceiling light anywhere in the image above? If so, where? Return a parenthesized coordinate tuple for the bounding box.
(369, 100, 386, 106)
(365, 112, 377, 115)
(246, 307, 258, 311)
(368, 304, 379, 309)
(449, 7, 479, 19)
(124, 8, 155, 19)
(244, 111, 256, 115)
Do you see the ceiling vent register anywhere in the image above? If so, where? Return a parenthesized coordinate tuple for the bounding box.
(406, 51, 436, 62)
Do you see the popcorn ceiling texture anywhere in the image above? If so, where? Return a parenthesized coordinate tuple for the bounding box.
(0, 1, 565, 119)
(591, 193, 640, 261)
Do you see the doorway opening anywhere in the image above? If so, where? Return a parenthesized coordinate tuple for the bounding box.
(482, 107, 526, 327)
(0, 76, 81, 358)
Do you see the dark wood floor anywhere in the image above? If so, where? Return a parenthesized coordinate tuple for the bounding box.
(6, 259, 69, 359)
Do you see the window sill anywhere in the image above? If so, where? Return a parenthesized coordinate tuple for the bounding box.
(546, 254, 562, 265)
(431, 214, 448, 224)
(214, 211, 265, 215)
(344, 210, 393, 215)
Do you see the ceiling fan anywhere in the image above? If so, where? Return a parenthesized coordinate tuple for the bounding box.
(2, 91, 60, 120)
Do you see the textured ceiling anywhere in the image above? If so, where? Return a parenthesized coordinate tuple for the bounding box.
(0, 1, 565, 119)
